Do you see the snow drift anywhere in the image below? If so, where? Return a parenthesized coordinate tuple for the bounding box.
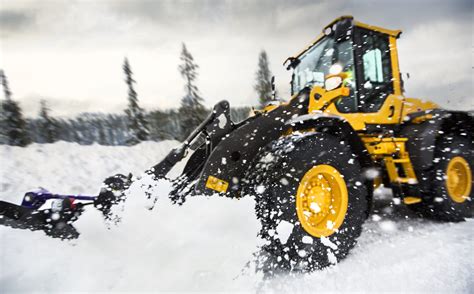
(0, 141, 472, 292)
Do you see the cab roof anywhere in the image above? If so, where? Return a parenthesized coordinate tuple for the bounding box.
(284, 16, 402, 67)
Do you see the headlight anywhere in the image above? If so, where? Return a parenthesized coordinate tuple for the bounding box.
(325, 76, 343, 91)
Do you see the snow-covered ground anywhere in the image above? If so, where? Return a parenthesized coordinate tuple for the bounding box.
(0, 141, 472, 293)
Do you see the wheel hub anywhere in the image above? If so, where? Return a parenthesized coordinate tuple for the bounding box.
(446, 156, 472, 203)
(296, 165, 348, 237)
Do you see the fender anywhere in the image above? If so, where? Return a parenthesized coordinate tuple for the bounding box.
(400, 109, 474, 172)
(193, 90, 310, 197)
(287, 113, 373, 170)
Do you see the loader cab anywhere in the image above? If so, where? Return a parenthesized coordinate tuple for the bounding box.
(287, 16, 408, 130)
(353, 26, 396, 112)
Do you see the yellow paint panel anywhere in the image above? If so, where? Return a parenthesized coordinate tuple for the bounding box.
(401, 98, 439, 118)
(362, 137, 407, 155)
(373, 177, 382, 189)
(205, 175, 229, 193)
(308, 85, 350, 112)
(325, 94, 405, 130)
(403, 197, 422, 205)
(261, 103, 279, 113)
(411, 114, 433, 124)
(389, 36, 402, 96)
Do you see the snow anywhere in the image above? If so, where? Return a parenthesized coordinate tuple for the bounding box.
(302, 236, 313, 244)
(275, 220, 294, 244)
(256, 185, 266, 194)
(363, 167, 380, 180)
(320, 236, 338, 250)
(310, 202, 321, 213)
(1, 141, 473, 292)
(279, 177, 289, 186)
(372, 214, 382, 222)
(378, 220, 398, 232)
(217, 113, 227, 129)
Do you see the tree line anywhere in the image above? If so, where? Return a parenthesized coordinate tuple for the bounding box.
(0, 45, 275, 146)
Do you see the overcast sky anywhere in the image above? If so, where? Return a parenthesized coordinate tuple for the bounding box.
(0, 0, 472, 117)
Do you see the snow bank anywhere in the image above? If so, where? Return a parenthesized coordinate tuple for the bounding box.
(0, 141, 472, 292)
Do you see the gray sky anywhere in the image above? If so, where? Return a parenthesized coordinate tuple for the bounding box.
(0, 0, 472, 117)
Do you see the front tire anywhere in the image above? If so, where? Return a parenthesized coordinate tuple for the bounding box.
(246, 133, 368, 272)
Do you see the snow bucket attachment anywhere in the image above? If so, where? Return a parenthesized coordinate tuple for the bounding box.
(0, 192, 88, 239)
(0, 174, 132, 239)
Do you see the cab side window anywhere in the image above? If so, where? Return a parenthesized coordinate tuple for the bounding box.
(356, 28, 393, 112)
(363, 48, 384, 83)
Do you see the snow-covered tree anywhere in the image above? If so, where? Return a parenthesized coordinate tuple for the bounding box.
(178, 43, 208, 141)
(254, 50, 274, 108)
(97, 121, 107, 145)
(0, 70, 30, 146)
(38, 99, 58, 143)
(1, 69, 12, 101)
(123, 57, 149, 145)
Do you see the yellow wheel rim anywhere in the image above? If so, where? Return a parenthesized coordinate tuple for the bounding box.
(446, 156, 472, 203)
(296, 164, 348, 237)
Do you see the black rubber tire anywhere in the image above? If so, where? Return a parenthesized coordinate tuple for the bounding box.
(245, 133, 368, 273)
(408, 135, 473, 221)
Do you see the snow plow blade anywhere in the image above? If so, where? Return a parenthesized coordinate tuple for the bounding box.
(0, 200, 81, 239)
(0, 174, 132, 239)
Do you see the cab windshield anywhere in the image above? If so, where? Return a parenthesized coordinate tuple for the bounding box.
(292, 36, 354, 94)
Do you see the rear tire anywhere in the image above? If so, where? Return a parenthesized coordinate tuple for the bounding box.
(409, 135, 473, 221)
(245, 133, 368, 272)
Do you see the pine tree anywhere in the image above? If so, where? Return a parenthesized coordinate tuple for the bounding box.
(1, 70, 12, 101)
(254, 50, 274, 108)
(178, 43, 207, 141)
(38, 99, 58, 143)
(123, 57, 149, 145)
(0, 70, 30, 146)
(97, 121, 107, 145)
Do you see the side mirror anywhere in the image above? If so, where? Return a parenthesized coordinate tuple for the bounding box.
(284, 57, 300, 70)
(271, 76, 276, 100)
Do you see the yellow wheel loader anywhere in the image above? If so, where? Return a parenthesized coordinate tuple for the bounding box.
(1, 16, 472, 272)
